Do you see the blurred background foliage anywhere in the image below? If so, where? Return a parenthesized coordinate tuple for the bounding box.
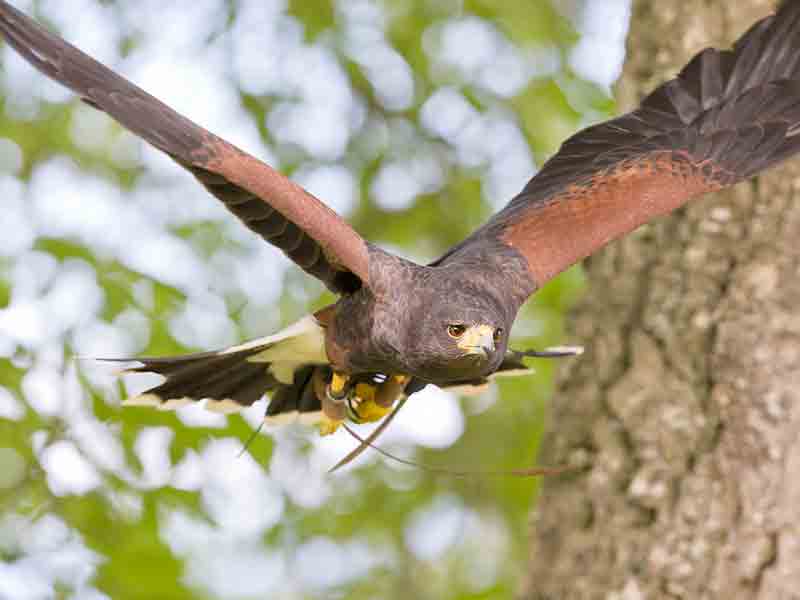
(0, 0, 628, 598)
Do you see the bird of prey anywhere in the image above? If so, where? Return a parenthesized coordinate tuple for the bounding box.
(3, 1, 800, 436)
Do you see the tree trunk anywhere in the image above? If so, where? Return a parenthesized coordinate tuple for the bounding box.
(523, 1, 800, 598)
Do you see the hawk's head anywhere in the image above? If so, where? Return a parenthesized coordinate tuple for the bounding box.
(405, 292, 512, 383)
(363, 255, 522, 384)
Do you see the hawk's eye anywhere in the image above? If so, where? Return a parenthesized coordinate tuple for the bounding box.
(493, 327, 504, 342)
(447, 324, 466, 338)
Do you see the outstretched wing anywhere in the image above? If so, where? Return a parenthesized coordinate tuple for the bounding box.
(0, 1, 369, 294)
(435, 1, 800, 293)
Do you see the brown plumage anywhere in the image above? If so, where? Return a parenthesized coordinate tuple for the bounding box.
(500, 153, 727, 283)
(0, 1, 368, 295)
(3, 0, 800, 432)
(436, 3, 800, 291)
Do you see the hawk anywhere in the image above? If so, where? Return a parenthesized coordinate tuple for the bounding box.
(3, 1, 800, 435)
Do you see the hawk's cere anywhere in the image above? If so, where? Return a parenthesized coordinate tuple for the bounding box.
(3, 1, 800, 435)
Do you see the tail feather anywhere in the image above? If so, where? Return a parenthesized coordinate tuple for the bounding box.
(183, 361, 272, 406)
(134, 350, 262, 391)
(264, 365, 326, 424)
(113, 315, 329, 423)
(117, 345, 277, 410)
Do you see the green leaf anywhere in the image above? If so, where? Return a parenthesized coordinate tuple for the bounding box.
(287, 0, 335, 40)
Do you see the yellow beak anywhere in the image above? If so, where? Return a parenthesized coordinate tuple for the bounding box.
(456, 324, 495, 356)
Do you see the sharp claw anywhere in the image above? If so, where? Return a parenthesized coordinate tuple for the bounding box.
(346, 382, 391, 423)
(346, 397, 362, 423)
(325, 376, 403, 425)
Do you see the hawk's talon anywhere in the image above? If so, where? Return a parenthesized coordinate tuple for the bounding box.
(346, 396, 363, 423)
(319, 416, 342, 436)
(352, 399, 391, 423)
(321, 374, 404, 429)
(346, 382, 391, 423)
(326, 371, 350, 402)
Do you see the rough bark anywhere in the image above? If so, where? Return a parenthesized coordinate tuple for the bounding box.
(523, 1, 800, 598)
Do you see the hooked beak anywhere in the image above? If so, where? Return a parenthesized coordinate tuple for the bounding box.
(457, 324, 495, 358)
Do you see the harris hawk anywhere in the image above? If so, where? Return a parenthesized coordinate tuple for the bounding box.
(2, 1, 800, 436)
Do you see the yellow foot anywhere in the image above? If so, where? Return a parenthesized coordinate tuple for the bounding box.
(319, 416, 343, 436)
(347, 382, 396, 423)
(327, 371, 350, 400)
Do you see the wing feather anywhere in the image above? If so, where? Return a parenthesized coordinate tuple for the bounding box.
(435, 1, 800, 293)
(0, 1, 369, 294)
